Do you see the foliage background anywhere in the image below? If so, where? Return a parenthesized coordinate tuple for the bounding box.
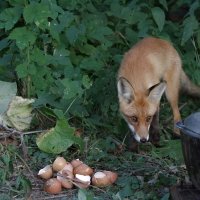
(0, 0, 200, 199)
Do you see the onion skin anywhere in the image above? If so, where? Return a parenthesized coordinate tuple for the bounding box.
(57, 169, 74, 189)
(74, 174, 91, 189)
(52, 157, 67, 172)
(44, 178, 62, 194)
(92, 172, 110, 187)
(92, 171, 118, 187)
(74, 179, 90, 189)
(71, 159, 83, 168)
(38, 165, 53, 180)
(74, 163, 93, 176)
(62, 162, 73, 173)
(103, 171, 118, 184)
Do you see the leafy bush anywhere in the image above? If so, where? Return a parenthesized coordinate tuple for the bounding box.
(0, 0, 200, 138)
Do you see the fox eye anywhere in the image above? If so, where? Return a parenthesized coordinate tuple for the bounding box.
(130, 116, 138, 123)
(146, 116, 152, 123)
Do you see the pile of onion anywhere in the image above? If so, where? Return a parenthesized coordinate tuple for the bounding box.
(38, 157, 118, 194)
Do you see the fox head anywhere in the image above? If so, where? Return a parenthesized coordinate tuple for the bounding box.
(117, 77, 166, 143)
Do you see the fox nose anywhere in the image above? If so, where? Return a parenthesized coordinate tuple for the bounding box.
(140, 138, 147, 143)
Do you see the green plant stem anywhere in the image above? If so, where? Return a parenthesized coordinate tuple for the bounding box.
(26, 47, 31, 98)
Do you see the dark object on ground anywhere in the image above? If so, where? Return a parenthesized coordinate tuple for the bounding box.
(176, 112, 200, 190)
(170, 184, 200, 200)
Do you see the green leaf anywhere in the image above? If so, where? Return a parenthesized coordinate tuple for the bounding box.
(82, 75, 92, 89)
(66, 25, 79, 44)
(78, 189, 93, 200)
(0, 81, 17, 114)
(161, 193, 170, 200)
(61, 79, 82, 99)
(0, 38, 9, 51)
(78, 44, 96, 56)
(36, 119, 83, 154)
(9, 27, 36, 49)
(159, 0, 168, 11)
(23, 2, 53, 25)
(58, 11, 75, 29)
(7, 0, 24, 6)
(0, 6, 22, 31)
(181, 16, 198, 45)
(66, 24, 86, 45)
(16, 63, 28, 78)
(89, 26, 113, 41)
(49, 20, 62, 41)
(53, 109, 65, 119)
(54, 47, 70, 65)
(151, 7, 165, 32)
(30, 47, 47, 65)
(119, 184, 134, 198)
(80, 57, 104, 71)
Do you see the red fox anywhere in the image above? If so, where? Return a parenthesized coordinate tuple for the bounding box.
(117, 37, 200, 144)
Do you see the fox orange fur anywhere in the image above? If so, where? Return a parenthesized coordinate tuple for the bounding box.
(117, 37, 200, 144)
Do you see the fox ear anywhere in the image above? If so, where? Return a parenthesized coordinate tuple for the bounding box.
(117, 77, 134, 103)
(148, 82, 166, 103)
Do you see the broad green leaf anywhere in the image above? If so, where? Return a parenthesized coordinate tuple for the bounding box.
(119, 184, 134, 198)
(159, 0, 168, 11)
(82, 75, 92, 89)
(89, 26, 113, 41)
(0, 54, 12, 66)
(30, 47, 47, 65)
(36, 119, 83, 154)
(78, 189, 93, 200)
(0, 81, 17, 114)
(23, 2, 53, 25)
(78, 44, 96, 56)
(181, 16, 198, 45)
(53, 109, 65, 119)
(29, 64, 37, 75)
(54, 47, 70, 65)
(80, 57, 104, 71)
(125, 28, 138, 43)
(7, 0, 24, 6)
(16, 63, 28, 78)
(66, 25, 80, 44)
(0, 38, 9, 51)
(66, 24, 86, 45)
(151, 7, 165, 32)
(16, 63, 36, 78)
(61, 79, 82, 99)
(49, 20, 62, 41)
(58, 11, 75, 29)
(33, 93, 57, 108)
(188, 1, 199, 15)
(161, 193, 170, 200)
(9, 27, 36, 49)
(0, 6, 22, 31)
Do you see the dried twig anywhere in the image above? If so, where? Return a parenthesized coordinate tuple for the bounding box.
(116, 31, 130, 47)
